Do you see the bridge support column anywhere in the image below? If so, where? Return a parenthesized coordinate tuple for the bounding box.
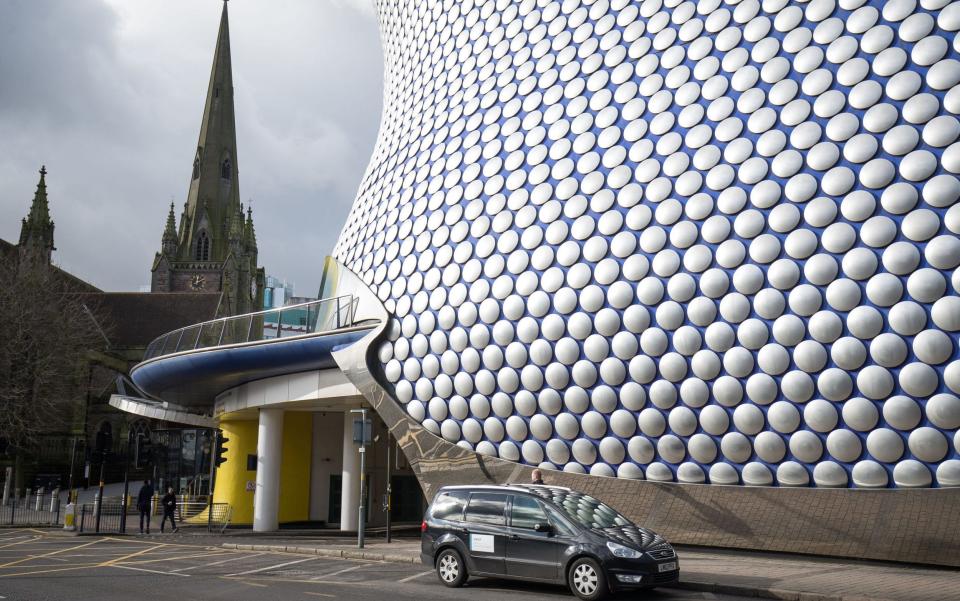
(340, 411, 359, 532)
(253, 408, 283, 532)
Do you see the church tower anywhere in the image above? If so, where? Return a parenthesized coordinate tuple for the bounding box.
(151, 0, 264, 316)
(18, 166, 55, 268)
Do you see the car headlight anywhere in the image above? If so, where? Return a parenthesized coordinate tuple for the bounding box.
(606, 541, 642, 559)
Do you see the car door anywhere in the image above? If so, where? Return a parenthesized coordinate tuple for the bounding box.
(462, 492, 508, 575)
(504, 495, 565, 582)
(428, 490, 471, 554)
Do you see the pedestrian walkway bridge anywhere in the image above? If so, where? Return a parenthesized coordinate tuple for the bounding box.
(122, 294, 377, 407)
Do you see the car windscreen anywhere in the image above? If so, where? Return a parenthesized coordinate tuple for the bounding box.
(538, 490, 631, 529)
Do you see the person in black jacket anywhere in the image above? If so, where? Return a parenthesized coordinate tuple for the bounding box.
(136, 480, 154, 534)
(160, 487, 178, 533)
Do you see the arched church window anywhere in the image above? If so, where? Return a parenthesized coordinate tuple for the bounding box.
(130, 420, 150, 440)
(195, 231, 210, 261)
(192, 158, 200, 180)
(221, 158, 231, 180)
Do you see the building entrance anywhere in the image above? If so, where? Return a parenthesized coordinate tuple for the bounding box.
(327, 474, 341, 525)
(215, 406, 426, 531)
(390, 475, 424, 523)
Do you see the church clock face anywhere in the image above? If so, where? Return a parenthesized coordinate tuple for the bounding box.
(191, 274, 206, 290)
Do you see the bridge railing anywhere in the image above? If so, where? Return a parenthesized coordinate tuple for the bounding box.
(144, 295, 358, 361)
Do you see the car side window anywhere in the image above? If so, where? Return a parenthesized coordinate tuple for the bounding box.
(543, 505, 576, 536)
(465, 492, 508, 526)
(432, 491, 469, 521)
(510, 496, 548, 530)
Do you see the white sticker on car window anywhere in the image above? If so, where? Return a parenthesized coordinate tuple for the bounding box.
(469, 533, 495, 553)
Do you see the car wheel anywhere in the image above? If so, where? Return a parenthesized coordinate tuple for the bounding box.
(435, 548, 467, 588)
(568, 557, 607, 601)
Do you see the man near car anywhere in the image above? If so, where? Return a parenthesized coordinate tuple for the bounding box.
(531, 468, 544, 484)
(160, 486, 179, 533)
(136, 479, 154, 534)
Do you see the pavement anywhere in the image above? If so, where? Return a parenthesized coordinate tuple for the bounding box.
(0, 529, 749, 601)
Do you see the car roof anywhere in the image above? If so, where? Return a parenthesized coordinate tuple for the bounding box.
(436, 484, 573, 495)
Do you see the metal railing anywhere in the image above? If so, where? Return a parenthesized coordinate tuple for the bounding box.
(77, 500, 232, 534)
(1, 495, 62, 526)
(208, 503, 232, 534)
(144, 295, 358, 361)
(79, 501, 125, 534)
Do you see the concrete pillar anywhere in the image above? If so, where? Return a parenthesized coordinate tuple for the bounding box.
(253, 408, 283, 532)
(340, 411, 359, 531)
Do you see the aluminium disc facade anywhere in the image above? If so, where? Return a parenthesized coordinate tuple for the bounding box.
(334, 0, 960, 489)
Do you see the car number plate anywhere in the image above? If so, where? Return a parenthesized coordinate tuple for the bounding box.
(658, 561, 677, 572)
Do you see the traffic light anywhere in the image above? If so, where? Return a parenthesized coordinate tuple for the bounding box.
(134, 434, 152, 469)
(214, 433, 229, 467)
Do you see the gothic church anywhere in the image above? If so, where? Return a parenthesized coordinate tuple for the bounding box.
(1, 1, 264, 490)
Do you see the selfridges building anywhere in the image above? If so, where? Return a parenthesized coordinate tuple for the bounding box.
(333, 0, 960, 561)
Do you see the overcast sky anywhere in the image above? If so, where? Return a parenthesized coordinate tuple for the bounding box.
(0, 0, 383, 295)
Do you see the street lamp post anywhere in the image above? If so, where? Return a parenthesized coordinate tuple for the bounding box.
(94, 452, 106, 533)
(120, 435, 132, 533)
(350, 408, 368, 549)
(385, 432, 392, 544)
(66, 438, 77, 504)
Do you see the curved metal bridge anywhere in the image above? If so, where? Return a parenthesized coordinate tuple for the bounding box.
(125, 294, 376, 408)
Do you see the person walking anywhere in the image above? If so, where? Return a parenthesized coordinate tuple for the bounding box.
(160, 486, 178, 533)
(137, 479, 154, 534)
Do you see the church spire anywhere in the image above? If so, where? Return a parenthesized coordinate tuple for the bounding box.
(149, 1, 262, 313)
(244, 204, 257, 252)
(228, 205, 243, 245)
(179, 0, 240, 263)
(161, 201, 178, 255)
(19, 165, 55, 266)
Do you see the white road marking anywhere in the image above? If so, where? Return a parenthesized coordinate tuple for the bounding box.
(109, 564, 190, 577)
(172, 552, 266, 573)
(398, 570, 433, 583)
(226, 556, 315, 577)
(309, 563, 369, 580)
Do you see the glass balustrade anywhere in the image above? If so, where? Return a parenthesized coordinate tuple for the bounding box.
(143, 295, 356, 361)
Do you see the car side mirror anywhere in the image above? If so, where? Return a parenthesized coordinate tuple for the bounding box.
(534, 522, 553, 534)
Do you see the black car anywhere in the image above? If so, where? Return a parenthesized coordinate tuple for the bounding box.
(420, 484, 679, 600)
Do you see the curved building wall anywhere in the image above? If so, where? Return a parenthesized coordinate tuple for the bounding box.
(334, 0, 960, 491)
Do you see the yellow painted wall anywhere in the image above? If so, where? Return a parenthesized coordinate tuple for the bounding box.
(213, 412, 314, 525)
(213, 420, 258, 525)
(279, 412, 312, 523)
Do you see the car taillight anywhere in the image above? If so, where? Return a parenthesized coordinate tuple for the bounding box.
(421, 520, 428, 533)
